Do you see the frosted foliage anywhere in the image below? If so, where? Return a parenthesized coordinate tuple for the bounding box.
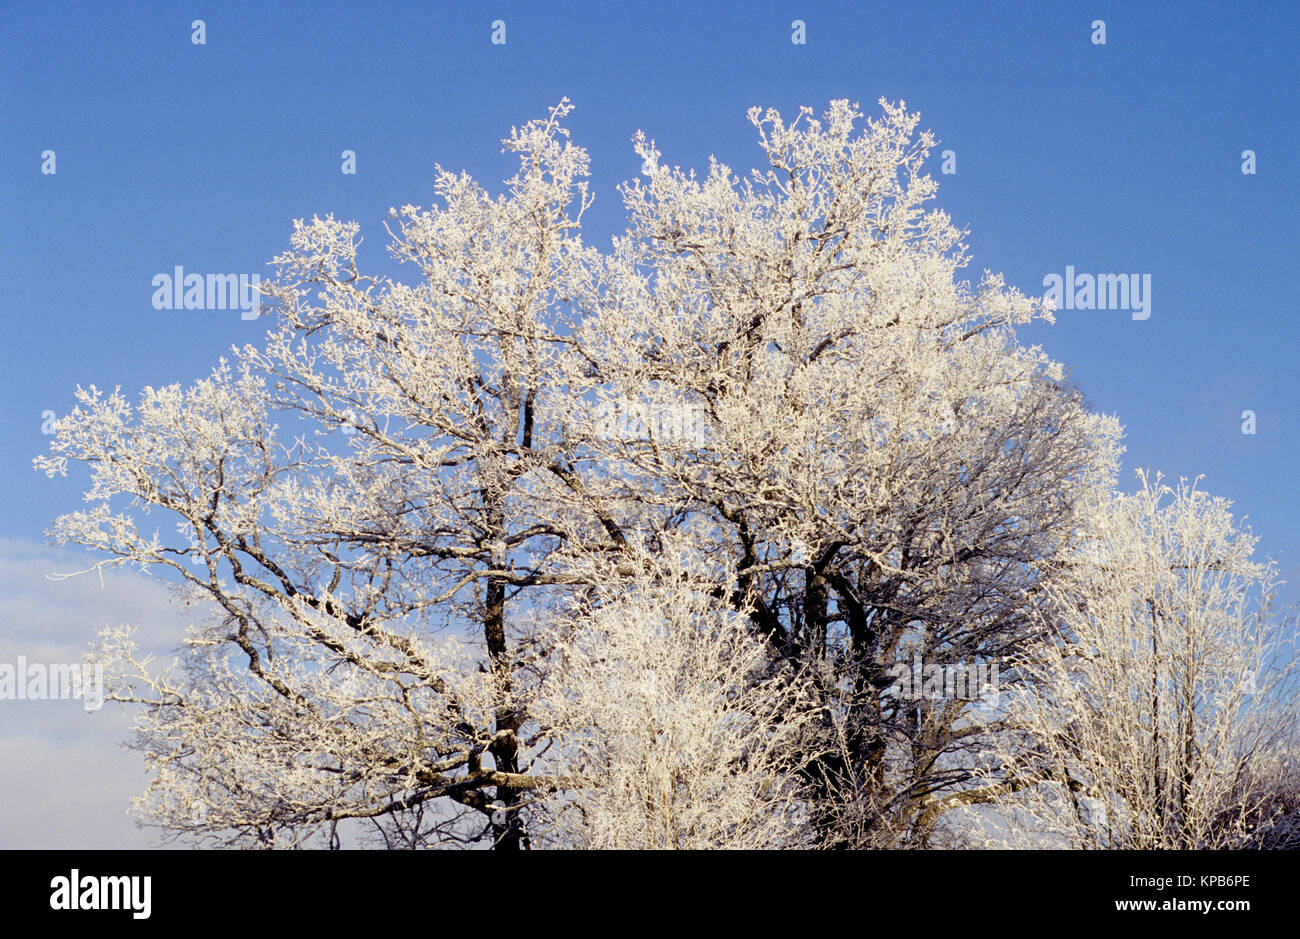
(946, 473, 1299, 849)
(529, 549, 824, 849)
(37, 99, 1287, 850)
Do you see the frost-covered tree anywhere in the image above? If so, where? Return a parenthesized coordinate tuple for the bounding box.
(38, 97, 1125, 848)
(39, 102, 605, 849)
(528, 543, 825, 849)
(946, 473, 1300, 849)
(580, 100, 1122, 844)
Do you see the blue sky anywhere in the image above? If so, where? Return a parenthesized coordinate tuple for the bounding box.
(0, 0, 1296, 844)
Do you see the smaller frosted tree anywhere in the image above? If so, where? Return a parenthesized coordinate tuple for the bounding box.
(949, 472, 1300, 849)
(528, 542, 825, 849)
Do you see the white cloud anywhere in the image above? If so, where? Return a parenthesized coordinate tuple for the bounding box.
(0, 537, 195, 848)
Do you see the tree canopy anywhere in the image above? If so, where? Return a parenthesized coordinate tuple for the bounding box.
(36, 99, 1296, 849)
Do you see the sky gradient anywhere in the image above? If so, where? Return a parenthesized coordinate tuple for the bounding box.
(1, 1, 1296, 846)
